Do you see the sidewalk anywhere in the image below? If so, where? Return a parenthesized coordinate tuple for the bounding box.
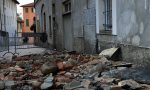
(0, 46, 46, 60)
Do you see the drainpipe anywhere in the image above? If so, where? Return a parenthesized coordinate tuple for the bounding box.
(104, 0, 108, 30)
(0, 2, 2, 31)
(95, 0, 99, 53)
(3, 0, 6, 31)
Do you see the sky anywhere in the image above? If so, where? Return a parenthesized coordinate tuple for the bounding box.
(17, 0, 34, 18)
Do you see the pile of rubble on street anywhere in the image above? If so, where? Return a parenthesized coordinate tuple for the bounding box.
(0, 48, 150, 90)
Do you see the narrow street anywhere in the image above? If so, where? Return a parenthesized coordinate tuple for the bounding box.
(1, 0, 150, 90)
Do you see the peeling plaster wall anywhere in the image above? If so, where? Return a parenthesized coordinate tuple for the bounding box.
(117, 0, 150, 47)
(72, 0, 96, 53)
(35, 0, 97, 52)
(98, 0, 150, 49)
(97, 0, 150, 66)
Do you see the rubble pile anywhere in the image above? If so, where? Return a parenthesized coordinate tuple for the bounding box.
(0, 49, 149, 90)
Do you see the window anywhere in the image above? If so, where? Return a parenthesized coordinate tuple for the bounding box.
(43, 13, 46, 32)
(25, 8, 28, 13)
(26, 19, 29, 26)
(103, 0, 112, 30)
(52, 4, 56, 15)
(31, 8, 34, 13)
(63, 0, 71, 13)
(49, 16, 52, 37)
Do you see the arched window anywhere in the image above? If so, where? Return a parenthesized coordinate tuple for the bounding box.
(41, 4, 46, 32)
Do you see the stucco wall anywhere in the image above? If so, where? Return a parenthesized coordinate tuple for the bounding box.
(22, 6, 35, 33)
(5, 0, 17, 37)
(98, 0, 150, 49)
(72, 0, 96, 53)
(97, 0, 150, 66)
(35, 0, 54, 48)
(53, 0, 64, 50)
(116, 0, 150, 47)
(35, 0, 97, 53)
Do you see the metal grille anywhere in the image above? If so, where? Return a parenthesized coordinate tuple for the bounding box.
(103, 0, 112, 30)
(1, 31, 40, 57)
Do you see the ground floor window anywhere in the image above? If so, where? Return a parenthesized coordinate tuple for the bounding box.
(103, 0, 112, 30)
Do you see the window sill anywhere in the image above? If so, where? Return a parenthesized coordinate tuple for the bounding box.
(62, 11, 71, 15)
(99, 30, 112, 35)
(98, 30, 117, 36)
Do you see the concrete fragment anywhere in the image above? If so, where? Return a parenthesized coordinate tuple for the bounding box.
(54, 75, 72, 83)
(118, 79, 141, 89)
(15, 65, 24, 72)
(101, 84, 111, 90)
(95, 77, 116, 84)
(81, 80, 91, 89)
(40, 75, 53, 90)
(64, 58, 78, 69)
(141, 84, 150, 90)
(64, 80, 83, 90)
(41, 82, 53, 90)
(28, 80, 42, 88)
(41, 62, 58, 75)
(99, 48, 120, 60)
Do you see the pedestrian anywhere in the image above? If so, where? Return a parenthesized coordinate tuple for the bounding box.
(30, 17, 36, 33)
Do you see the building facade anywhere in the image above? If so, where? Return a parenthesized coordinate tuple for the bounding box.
(21, 3, 35, 44)
(34, 0, 96, 53)
(35, 0, 150, 66)
(5, 0, 19, 37)
(21, 3, 35, 33)
(0, 0, 19, 51)
(96, 0, 150, 67)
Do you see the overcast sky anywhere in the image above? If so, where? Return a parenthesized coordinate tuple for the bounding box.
(17, 0, 34, 18)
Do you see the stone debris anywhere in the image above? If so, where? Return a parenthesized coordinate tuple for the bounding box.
(0, 49, 149, 90)
(40, 76, 53, 90)
(99, 48, 119, 59)
(118, 79, 141, 89)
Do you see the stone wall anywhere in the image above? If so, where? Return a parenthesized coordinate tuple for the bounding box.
(97, 34, 150, 67)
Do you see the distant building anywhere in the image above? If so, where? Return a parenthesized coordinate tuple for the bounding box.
(21, 3, 35, 44)
(21, 3, 35, 33)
